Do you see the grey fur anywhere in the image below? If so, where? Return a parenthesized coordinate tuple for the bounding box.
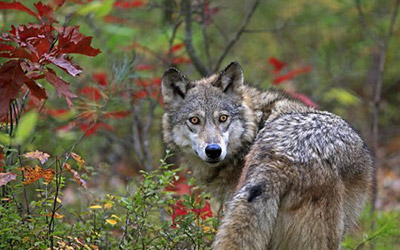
(161, 62, 374, 250)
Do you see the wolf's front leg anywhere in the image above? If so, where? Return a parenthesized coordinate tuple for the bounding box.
(212, 182, 280, 250)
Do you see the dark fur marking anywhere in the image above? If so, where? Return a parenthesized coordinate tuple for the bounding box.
(172, 84, 185, 99)
(247, 184, 263, 202)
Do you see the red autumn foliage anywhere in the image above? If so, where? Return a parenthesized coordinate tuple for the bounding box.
(285, 91, 319, 108)
(136, 64, 155, 71)
(0, 1, 37, 18)
(114, 0, 145, 9)
(171, 56, 191, 65)
(0, 1, 100, 118)
(0, 60, 47, 117)
(171, 201, 189, 227)
(78, 87, 102, 101)
(171, 43, 184, 52)
(165, 175, 192, 195)
(47, 109, 70, 117)
(202, 2, 221, 26)
(192, 201, 213, 220)
(273, 66, 312, 85)
(80, 122, 114, 136)
(103, 110, 131, 119)
(0, 152, 4, 168)
(44, 69, 77, 107)
(93, 72, 108, 87)
(268, 57, 286, 73)
(171, 199, 213, 227)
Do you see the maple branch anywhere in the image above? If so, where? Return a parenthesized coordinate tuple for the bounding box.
(355, 0, 380, 44)
(214, 0, 261, 72)
(168, 19, 183, 59)
(181, 0, 209, 76)
(369, 0, 400, 212)
(201, 0, 212, 69)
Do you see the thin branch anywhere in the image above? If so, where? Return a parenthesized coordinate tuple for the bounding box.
(181, 0, 209, 76)
(370, 0, 400, 212)
(214, 0, 261, 72)
(355, 0, 380, 44)
(201, 0, 212, 70)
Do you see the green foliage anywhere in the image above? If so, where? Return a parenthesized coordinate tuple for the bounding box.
(343, 205, 400, 249)
(14, 110, 38, 144)
(0, 147, 218, 249)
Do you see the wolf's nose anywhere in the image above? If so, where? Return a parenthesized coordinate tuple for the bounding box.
(205, 144, 222, 159)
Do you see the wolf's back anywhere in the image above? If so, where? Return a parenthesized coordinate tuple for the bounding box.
(214, 110, 373, 250)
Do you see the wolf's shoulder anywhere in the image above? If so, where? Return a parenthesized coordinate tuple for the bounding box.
(254, 111, 367, 168)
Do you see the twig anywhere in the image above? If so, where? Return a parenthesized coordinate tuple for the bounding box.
(181, 0, 209, 76)
(355, 0, 380, 44)
(201, 0, 212, 70)
(213, 0, 261, 72)
(370, 0, 400, 212)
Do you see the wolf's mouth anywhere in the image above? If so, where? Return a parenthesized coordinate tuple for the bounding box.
(205, 159, 221, 164)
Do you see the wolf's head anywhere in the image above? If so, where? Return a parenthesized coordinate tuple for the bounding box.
(161, 62, 258, 166)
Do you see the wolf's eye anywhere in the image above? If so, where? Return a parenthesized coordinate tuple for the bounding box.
(219, 115, 228, 123)
(189, 117, 200, 124)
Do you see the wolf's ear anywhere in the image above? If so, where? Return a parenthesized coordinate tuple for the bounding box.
(215, 62, 244, 94)
(162, 67, 191, 104)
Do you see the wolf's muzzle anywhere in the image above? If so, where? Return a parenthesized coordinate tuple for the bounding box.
(205, 144, 222, 159)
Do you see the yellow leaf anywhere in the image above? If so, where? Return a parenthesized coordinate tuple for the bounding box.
(46, 212, 64, 219)
(202, 225, 216, 233)
(54, 213, 64, 219)
(70, 152, 89, 173)
(56, 197, 62, 203)
(89, 205, 102, 209)
(106, 219, 117, 225)
(103, 202, 113, 209)
(110, 214, 120, 220)
(22, 236, 30, 243)
(90, 244, 99, 250)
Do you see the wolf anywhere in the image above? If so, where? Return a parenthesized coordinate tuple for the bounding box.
(161, 62, 373, 250)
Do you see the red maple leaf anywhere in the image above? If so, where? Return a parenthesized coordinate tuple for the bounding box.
(0, 60, 47, 118)
(46, 54, 82, 76)
(44, 69, 77, 107)
(57, 26, 101, 57)
(34, 2, 55, 22)
(268, 57, 286, 74)
(0, 1, 38, 18)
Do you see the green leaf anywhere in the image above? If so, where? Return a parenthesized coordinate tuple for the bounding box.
(324, 88, 359, 106)
(0, 133, 11, 145)
(15, 110, 38, 144)
(77, 0, 115, 18)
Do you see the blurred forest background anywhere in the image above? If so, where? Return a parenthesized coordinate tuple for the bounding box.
(0, 0, 400, 249)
